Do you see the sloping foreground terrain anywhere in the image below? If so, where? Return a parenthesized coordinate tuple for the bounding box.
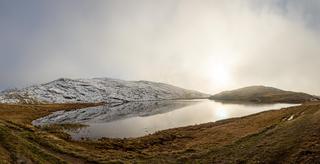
(210, 85, 319, 103)
(0, 78, 208, 104)
(0, 102, 319, 163)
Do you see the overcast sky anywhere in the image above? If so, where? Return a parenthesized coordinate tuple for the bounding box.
(1, 0, 320, 94)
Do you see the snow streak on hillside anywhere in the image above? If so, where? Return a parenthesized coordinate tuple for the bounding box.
(0, 78, 209, 104)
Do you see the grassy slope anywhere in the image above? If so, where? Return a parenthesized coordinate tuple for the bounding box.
(210, 86, 318, 103)
(0, 102, 319, 163)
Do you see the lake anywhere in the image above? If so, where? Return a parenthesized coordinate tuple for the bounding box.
(32, 99, 297, 140)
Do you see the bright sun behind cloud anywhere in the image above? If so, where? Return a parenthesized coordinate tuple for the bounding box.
(210, 64, 231, 87)
(205, 53, 234, 89)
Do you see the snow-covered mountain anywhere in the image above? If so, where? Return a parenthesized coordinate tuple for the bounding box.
(0, 78, 209, 104)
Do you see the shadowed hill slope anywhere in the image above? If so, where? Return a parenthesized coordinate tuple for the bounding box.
(210, 86, 319, 103)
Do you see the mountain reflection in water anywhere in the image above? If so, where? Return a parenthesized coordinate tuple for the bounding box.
(33, 100, 297, 139)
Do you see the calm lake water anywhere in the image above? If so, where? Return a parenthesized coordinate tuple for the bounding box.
(33, 100, 297, 139)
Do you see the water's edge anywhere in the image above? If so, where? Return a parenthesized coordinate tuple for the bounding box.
(33, 100, 298, 140)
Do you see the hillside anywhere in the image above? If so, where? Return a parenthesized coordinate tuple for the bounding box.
(0, 102, 319, 163)
(210, 86, 319, 103)
(0, 78, 209, 104)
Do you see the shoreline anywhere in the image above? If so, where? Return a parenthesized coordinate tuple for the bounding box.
(0, 102, 319, 163)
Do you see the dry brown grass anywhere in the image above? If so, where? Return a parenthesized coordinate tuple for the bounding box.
(0, 103, 103, 124)
(0, 102, 319, 163)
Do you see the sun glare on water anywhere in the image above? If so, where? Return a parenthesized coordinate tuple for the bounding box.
(215, 106, 229, 119)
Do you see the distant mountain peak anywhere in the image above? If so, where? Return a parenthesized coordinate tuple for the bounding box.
(0, 77, 209, 104)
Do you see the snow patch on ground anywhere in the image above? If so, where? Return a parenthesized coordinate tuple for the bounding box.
(287, 115, 294, 121)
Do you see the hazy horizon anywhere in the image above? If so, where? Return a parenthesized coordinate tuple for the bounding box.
(1, 0, 320, 94)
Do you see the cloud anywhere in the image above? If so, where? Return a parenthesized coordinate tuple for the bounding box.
(0, 0, 320, 94)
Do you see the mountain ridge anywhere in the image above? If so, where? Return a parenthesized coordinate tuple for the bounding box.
(0, 78, 209, 104)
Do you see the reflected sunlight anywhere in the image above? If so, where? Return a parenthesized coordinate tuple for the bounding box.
(215, 107, 229, 119)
